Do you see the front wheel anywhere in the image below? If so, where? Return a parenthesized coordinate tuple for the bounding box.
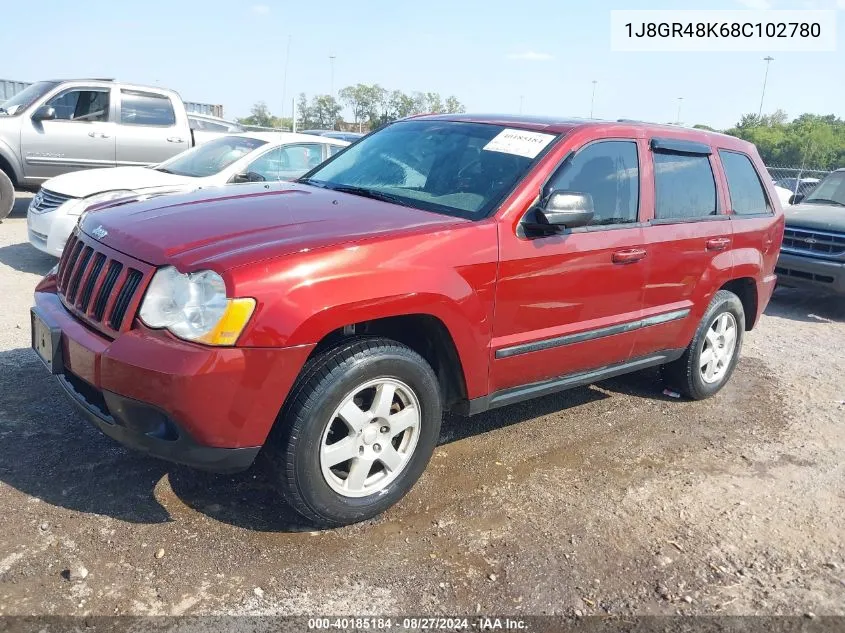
(265, 337, 442, 528)
(663, 290, 745, 400)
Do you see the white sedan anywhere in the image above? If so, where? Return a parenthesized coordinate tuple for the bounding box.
(27, 132, 348, 256)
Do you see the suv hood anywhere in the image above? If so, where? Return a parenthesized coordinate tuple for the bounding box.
(785, 202, 845, 233)
(78, 183, 467, 270)
(44, 166, 196, 198)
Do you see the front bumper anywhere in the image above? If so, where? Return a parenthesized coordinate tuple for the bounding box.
(33, 290, 314, 472)
(776, 253, 845, 295)
(27, 205, 78, 257)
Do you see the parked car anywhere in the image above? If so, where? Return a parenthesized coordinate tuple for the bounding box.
(775, 177, 820, 198)
(0, 79, 233, 219)
(26, 132, 347, 256)
(187, 114, 245, 145)
(776, 168, 845, 294)
(300, 129, 365, 143)
(31, 115, 783, 527)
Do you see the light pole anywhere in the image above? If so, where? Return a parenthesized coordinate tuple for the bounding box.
(329, 55, 336, 98)
(519, 95, 524, 114)
(675, 97, 683, 125)
(590, 80, 598, 118)
(758, 56, 774, 118)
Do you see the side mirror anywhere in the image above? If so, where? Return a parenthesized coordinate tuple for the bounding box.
(525, 191, 594, 235)
(232, 171, 266, 184)
(789, 193, 804, 205)
(32, 105, 56, 121)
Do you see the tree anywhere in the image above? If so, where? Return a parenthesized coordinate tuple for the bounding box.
(238, 101, 275, 128)
(444, 96, 466, 114)
(311, 95, 343, 129)
(723, 111, 845, 170)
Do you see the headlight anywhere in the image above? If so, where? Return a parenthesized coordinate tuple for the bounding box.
(139, 266, 255, 346)
(61, 190, 137, 217)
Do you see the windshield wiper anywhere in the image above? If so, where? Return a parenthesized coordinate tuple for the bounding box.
(324, 184, 409, 206)
(804, 198, 845, 207)
(155, 167, 175, 174)
(297, 177, 327, 188)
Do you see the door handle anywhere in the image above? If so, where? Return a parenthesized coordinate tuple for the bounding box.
(88, 131, 97, 137)
(706, 237, 731, 251)
(88, 131, 110, 139)
(612, 248, 647, 264)
(167, 137, 184, 143)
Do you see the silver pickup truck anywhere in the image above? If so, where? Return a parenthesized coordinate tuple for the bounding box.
(0, 79, 229, 219)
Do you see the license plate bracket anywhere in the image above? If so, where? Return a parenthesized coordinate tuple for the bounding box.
(31, 308, 63, 375)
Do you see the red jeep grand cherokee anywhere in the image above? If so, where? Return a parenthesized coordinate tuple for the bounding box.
(32, 115, 784, 526)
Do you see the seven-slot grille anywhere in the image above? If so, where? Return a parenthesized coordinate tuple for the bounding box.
(30, 188, 74, 214)
(781, 227, 845, 260)
(56, 230, 151, 337)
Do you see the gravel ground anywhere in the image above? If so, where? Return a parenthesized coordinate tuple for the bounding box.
(1, 192, 843, 617)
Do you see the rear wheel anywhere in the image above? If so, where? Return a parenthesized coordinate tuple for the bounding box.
(0, 169, 13, 221)
(265, 337, 442, 527)
(663, 290, 745, 400)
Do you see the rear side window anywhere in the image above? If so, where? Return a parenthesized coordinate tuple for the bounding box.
(719, 151, 770, 215)
(547, 140, 639, 226)
(120, 90, 176, 126)
(653, 153, 717, 219)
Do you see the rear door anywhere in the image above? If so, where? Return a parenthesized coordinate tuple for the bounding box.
(116, 89, 187, 166)
(631, 138, 734, 359)
(491, 136, 648, 394)
(19, 85, 116, 180)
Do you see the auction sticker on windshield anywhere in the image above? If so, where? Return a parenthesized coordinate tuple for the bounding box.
(483, 129, 556, 159)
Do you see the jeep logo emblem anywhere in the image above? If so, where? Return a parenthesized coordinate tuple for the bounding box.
(91, 225, 108, 240)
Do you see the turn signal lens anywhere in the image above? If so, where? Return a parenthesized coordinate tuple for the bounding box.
(196, 298, 256, 346)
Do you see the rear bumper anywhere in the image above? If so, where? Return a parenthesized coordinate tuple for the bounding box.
(34, 289, 314, 472)
(776, 253, 845, 295)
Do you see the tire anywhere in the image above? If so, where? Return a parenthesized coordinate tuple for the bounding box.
(663, 290, 745, 400)
(0, 169, 13, 221)
(265, 336, 442, 528)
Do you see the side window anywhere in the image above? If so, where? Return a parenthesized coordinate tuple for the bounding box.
(244, 148, 282, 181)
(46, 89, 110, 122)
(718, 150, 771, 215)
(279, 143, 324, 177)
(120, 90, 176, 126)
(328, 144, 345, 157)
(547, 140, 639, 226)
(653, 153, 717, 219)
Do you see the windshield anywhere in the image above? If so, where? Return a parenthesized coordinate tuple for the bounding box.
(155, 135, 267, 178)
(301, 120, 558, 219)
(804, 172, 845, 207)
(0, 81, 59, 116)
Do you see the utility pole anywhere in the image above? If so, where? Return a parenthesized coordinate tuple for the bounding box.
(519, 95, 524, 114)
(590, 80, 597, 118)
(329, 55, 336, 97)
(758, 56, 774, 119)
(675, 97, 683, 125)
(281, 35, 292, 124)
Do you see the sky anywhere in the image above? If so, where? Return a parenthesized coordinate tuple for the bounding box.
(3, 0, 844, 130)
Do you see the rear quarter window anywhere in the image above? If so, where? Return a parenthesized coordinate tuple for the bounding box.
(653, 152, 717, 220)
(719, 150, 771, 215)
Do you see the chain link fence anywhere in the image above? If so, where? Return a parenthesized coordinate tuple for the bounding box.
(765, 165, 831, 205)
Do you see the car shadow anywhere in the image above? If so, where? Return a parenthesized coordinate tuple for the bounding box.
(0, 242, 56, 276)
(0, 345, 653, 533)
(765, 286, 845, 324)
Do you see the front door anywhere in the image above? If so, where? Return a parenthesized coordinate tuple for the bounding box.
(490, 138, 648, 394)
(20, 86, 116, 181)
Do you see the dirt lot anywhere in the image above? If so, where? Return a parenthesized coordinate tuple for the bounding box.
(1, 192, 843, 617)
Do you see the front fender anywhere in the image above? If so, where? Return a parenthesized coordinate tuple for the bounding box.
(0, 134, 23, 182)
(232, 222, 499, 399)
